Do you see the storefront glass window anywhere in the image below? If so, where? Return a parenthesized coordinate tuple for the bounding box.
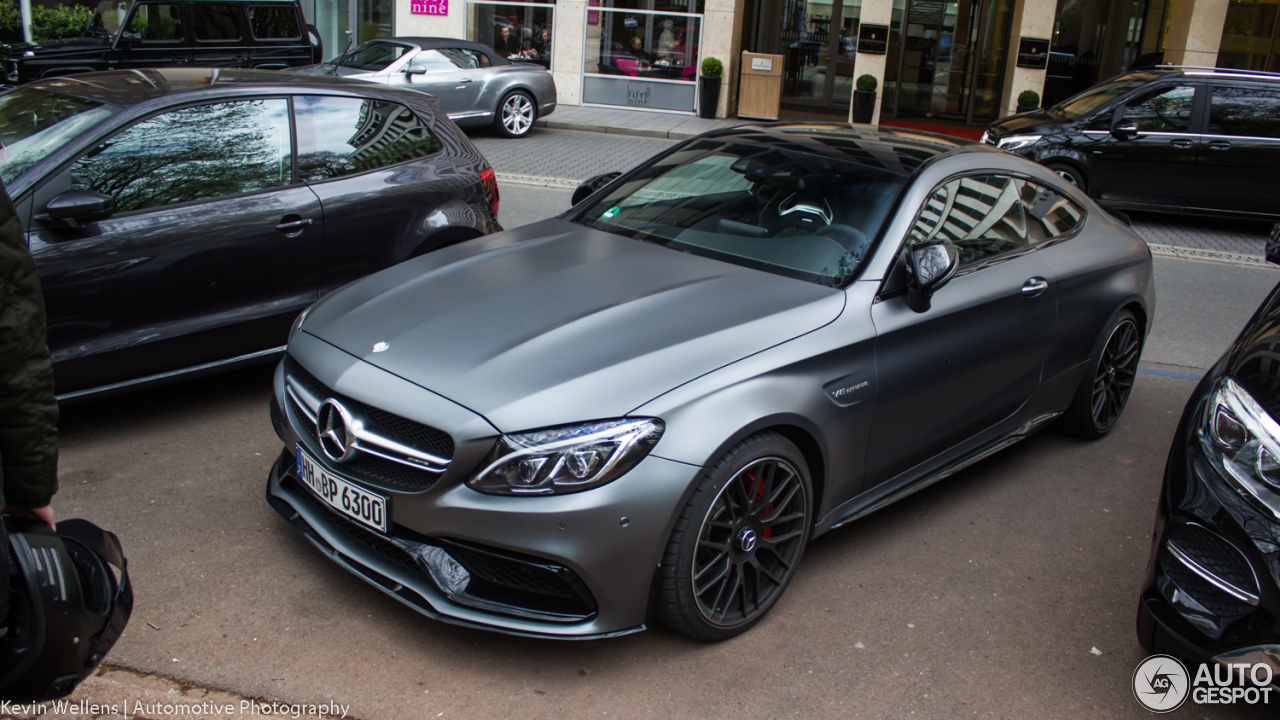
(587, 10, 701, 81)
(468, 1, 555, 69)
(1217, 0, 1280, 72)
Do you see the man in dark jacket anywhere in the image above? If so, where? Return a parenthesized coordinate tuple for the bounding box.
(0, 181, 57, 530)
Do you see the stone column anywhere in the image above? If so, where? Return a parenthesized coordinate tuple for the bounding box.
(1163, 0, 1230, 67)
(704, 0, 746, 117)
(554, 0, 587, 106)
(851, 0, 893, 125)
(1000, 0, 1055, 117)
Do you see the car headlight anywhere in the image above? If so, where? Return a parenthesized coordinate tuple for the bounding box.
(1200, 377, 1280, 518)
(997, 134, 1041, 151)
(288, 305, 312, 342)
(468, 419, 664, 495)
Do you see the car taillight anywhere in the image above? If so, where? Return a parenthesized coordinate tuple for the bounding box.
(480, 166, 499, 218)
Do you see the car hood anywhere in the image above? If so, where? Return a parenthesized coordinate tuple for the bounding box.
(2, 36, 109, 59)
(987, 109, 1064, 139)
(302, 219, 846, 431)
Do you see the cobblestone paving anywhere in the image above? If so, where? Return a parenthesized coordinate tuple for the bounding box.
(471, 128, 1276, 263)
(471, 128, 676, 184)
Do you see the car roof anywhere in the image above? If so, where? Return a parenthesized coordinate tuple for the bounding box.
(698, 123, 994, 177)
(22, 68, 412, 107)
(1134, 66, 1280, 84)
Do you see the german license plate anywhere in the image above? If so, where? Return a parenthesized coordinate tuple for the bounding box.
(296, 446, 389, 533)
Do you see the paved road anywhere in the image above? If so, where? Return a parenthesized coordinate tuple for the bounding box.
(24, 177, 1276, 720)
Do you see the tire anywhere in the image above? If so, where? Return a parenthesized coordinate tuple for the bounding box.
(654, 432, 812, 641)
(494, 90, 536, 138)
(1046, 162, 1087, 193)
(1059, 308, 1142, 439)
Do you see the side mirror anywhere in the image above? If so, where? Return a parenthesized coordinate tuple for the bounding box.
(42, 190, 116, 228)
(571, 171, 622, 206)
(405, 63, 428, 76)
(905, 239, 959, 313)
(1267, 224, 1280, 266)
(1111, 120, 1140, 140)
(119, 29, 142, 44)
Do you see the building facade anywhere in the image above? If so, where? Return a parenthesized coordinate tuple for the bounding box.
(301, 0, 1275, 123)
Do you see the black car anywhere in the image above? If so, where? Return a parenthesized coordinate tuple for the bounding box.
(2, 0, 321, 87)
(1137, 226, 1280, 683)
(984, 67, 1280, 220)
(0, 68, 501, 401)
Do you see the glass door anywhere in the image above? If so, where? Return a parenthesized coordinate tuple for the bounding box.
(314, 0, 351, 60)
(892, 0, 1011, 123)
(780, 0, 859, 107)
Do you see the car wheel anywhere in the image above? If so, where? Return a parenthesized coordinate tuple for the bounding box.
(495, 90, 536, 138)
(655, 432, 812, 641)
(1060, 309, 1142, 439)
(1047, 163, 1087, 193)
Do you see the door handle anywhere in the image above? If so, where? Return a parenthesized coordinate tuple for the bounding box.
(1208, 140, 1232, 151)
(275, 217, 313, 233)
(459, 78, 473, 83)
(1021, 277, 1049, 297)
(1169, 139, 1194, 149)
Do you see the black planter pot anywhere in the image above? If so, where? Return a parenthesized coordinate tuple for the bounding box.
(852, 90, 876, 124)
(699, 76, 722, 119)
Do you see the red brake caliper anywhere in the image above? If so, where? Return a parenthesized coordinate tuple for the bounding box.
(750, 470, 773, 539)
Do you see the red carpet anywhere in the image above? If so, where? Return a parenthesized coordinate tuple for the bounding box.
(878, 118, 986, 142)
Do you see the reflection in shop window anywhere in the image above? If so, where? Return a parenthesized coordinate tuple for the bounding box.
(587, 9, 700, 81)
(468, 2, 555, 69)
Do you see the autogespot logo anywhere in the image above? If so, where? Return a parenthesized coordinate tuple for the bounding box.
(1133, 655, 1190, 713)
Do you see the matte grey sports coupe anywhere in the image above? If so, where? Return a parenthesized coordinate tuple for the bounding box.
(265, 125, 1155, 641)
(289, 38, 556, 138)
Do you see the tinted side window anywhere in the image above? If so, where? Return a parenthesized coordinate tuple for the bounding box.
(294, 96, 441, 181)
(412, 49, 463, 72)
(71, 99, 291, 213)
(248, 5, 301, 40)
(439, 48, 490, 69)
(1209, 86, 1280, 139)
(1021, 181, 1084, 243)
(908, 175, 1028, 268)
(127, 3, 183, 42)
(1120, 85, 1196, 132)
(192, 2, 243, 41)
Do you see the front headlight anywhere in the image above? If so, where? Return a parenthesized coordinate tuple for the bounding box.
(468, 419, 664, 495)
(1200, 377, 1280, 518)
(997, 134, 1041, 151)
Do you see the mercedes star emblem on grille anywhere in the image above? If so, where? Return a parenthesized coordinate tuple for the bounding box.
(318, 398, 358, 463)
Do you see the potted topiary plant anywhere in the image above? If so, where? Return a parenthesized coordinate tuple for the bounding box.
(852, 74, 877, 124)
(1017, 89, 1041, 113)
(699, 57, 723, 119)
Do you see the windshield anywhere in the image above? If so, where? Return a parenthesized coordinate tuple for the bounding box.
(571, 138, 909, 287)
(84, 0, 131, 40)
(336, 41, 413, 71)
(0, 88, 118, 185)
(1055, 72, 1158, 119)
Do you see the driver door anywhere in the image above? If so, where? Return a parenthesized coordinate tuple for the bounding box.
(395, 49, 483, 117)
(110, 2, 192, 70)
(866, 174, 1058, 486)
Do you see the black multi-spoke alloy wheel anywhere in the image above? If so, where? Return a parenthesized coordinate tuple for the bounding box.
(655, 432, 812, 641)
(1061, 309, 1142, 439)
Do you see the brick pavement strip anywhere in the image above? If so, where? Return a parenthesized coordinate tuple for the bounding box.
(0, 667, 352, 720)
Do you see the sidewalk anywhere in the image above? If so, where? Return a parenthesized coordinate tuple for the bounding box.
(535, 104, 753, 140)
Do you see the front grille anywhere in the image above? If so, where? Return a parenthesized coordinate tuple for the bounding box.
(280, 476, 596, 621)
(286, 359, 453, 492)
(1159, 523, 1260, 618)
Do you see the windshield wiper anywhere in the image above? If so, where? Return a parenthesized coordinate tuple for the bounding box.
(328, 37, 356, 75)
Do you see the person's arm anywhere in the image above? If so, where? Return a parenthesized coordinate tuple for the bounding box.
(0, 181, 59, 529)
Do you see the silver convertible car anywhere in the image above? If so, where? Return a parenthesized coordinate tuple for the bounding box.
(265, 125, 1155, 640)
(290, 38, 556, 138)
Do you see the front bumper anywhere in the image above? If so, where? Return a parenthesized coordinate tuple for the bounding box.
(265, 337, 699, 638)
(1139, 375, 1280, 678)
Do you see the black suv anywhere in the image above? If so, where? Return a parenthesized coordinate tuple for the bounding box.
(2, 0, 321, 87)
(985, 67, 1280, 219)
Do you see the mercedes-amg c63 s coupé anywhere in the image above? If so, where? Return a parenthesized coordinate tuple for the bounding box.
(264, 125, 1155, 640)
